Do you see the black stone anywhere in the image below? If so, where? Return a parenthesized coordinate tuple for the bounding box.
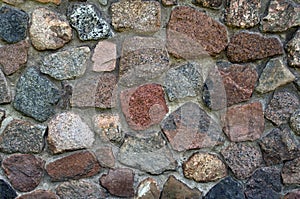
(0, 179, 17, 199)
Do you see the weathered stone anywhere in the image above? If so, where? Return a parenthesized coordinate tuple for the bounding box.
(2, 154, 45, 192)
(283, 190, 300, 199)
(160, 175, 202, 199)
(0, 119, 46, 154)
(32, 0, 61, 5)
(17, 190, 58, 199)
(136, 178, 160, 199)
(265, 90, 300, 126)
(41, 47, 90, 80)
(227, 32, 283, 63)
(0, 179, 17, 199)
(3, 0, 24, 5)
(261, 0, 300, 32)
(223, 102, 264, 142)
(46, 151, 101, 182)
(167, 6, 228, 58)
(194, 0, 222, 9)
(286, 30, 300, 67)
(205, 176, 245, 199)
(100, 168, 134, 197)
(258, 128, 300, 166)
(162, 0, 177, 6)
(0, 69, 11, 104)
(256, 58, 295, 93)
(92, 41, 116, 72)
(111, 0, 161, 33)
(183, 153, 227, 182)
(221, 142, 263, 179)
(161, 102, 223, 151)
(94, 145, 115, 168)
(0, 109, 5, 127)
(13, 67, 61, 122)
(0, 6, 28, 43)
(290, 109, 300, 135)
(120, 84, 168, 131)
(30, 8, 72, 50)
(67, 3, 111, 41)
(282, 157, 300, 184)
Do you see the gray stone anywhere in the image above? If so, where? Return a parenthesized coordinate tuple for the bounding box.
(0, 69, 11, 104)
(286, 30, 300, 67)
(0, 109, 5, 127)
(290, 109, 300, 135)
(0, 179, 17, 199)
(282, 157, 300, 184)
(94, 145, 115, 168)
(98, 0, 107, 6)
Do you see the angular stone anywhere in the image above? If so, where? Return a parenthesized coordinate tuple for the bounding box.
(100, 168, 134, 197)
(290, 109, 300, 135)
(136, 178, 160, 199)
(161, 176, 202, 199)
(92, 41, 116, 72)
(118, 132, 176, 174)
(0, 69, 11, 104)
(41, 47, 90, 80)
(227, 32, 283, 63)
(111, 0, 161, 33)
(256, 58, 295, 93)
(167, 6, 228, 58)
(46, 151, 101, 182)
(2, 154, 45, 192)
(282, 157, 300, 184)
(265, 90, 300, 126)
(119, 36, 169, 87)
(0, 6, 28, 43)
(283, 190, 300, 199)
(67, 3, 111, 41)
(32, 0, 61, 5)
(30, 8, 72, 50)
(162, 0, 177, 6)
(120, 84, 168, 131)
(183, 153, 227, 182)
(205, 176, 245, 199)
(194, 0, 222, 9)
(0, 179, 17, 199)
(258, 128, 300, 166)
(161, 102, 223, 151)
(0, 119, 46, 154)
(13, 67, 61, 122)
(286, 30, 300, 67)
(94, 145, 115, 168)
(223, 102, 264, 142)
(221, 142, 263, 179)
(17, 190, 58, 199)
(261, 0, 300, 32)
(0, 40, 30, 75)
(47, 112, 94, 154)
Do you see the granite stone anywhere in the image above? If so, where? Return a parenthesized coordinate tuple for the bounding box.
(286, 29, 300, 67)
(290, 109, 300, 135)
(194, 0, 222, 9)
(282, 157, 300, 184)
(17, 190, 58, 199)
(136, 178, 160, 199)
(0, 69, 11, 104)
(92, 40, 116, 72)
(0, 179, 17, 199)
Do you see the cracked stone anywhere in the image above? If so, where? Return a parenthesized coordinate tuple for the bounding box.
(0, 179, 17, 199)
(0, 69, 11, 104)
(92, 40, 116, 72)
(290, 109, 300, 135)
(94, 145, 115, 168)
(194, 0, 223, 9)
(17, 190, 58, 199)
(136, 178, 160, 199)
(282, 157, 300, 184)
(286, 29, 300, 67)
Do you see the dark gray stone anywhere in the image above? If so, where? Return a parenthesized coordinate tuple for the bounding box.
(290, 109, 300, 135)
(286, 29, 300, 67)
(0, 69, 11, 104)
(0, 179, 17, 199)
(0, 109, 5, 127)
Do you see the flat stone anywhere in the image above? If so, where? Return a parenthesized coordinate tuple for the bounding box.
(100, 168, 134, 197)
(0, 69, 11, 104)
(245, 167, 282, 199)
(120, 84, 168, 131)
(111, 0, 161, 33)
(46, 151, 101, 182)
(32, 0, 61, 5)
(256, 58, 295, 93)
(41, 47, 90, 80)
(30, 8, 72, 50)
(265, 90, 300, 126)
(13, 67, 61, 122)
(223, 102, 264, 142)
(119, 36, 169, 87)
(227, 31, 283, 63)
(0, 6, 28, 43)
(261, 0, 300, 32)
(162, 0, 177, 6)
(205, 176, 245, 199)
(221, 142, 263, 179)
(0, 119, 46, 154)
(286, 29, 300, 67)
(0, 179, 17, 199)
(47, 112, 95, 154)
(136, 178, 160, 199)
(67, 3, 111, 41)
(167, 6, 228, 58)
(194, 0, 222, 9)
(161, 102, 223, 151)
(17, 190, 58, 199)
(282, 157, 300, 184)
(258, 128, 300, 166)
(0, 109, 5, 127)
(118, 132, 176, 174)
(290, 109, 300, 135)
(3, 0, 24, 5)
(2, 154, 45, 192)
(92, 41, 116, 72)
(160, 175, 202, 199)
(283, 190, 300, 199)
(0, 40, 30, 75)
(183, 153, 227, 182)
(94, 145, 115, 168)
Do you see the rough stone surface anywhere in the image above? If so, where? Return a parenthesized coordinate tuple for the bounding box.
(227, 32, 283, 63)
(0, 69, 11, 104)
(41, 47, 90, 80)
(46, 151, 101, 182)
(136, 178, 160, 199)
(100, 168, 134, 197)
(194, 0, 222, 9)
(120, 84, 168, 131)
(256, 58, 295, 93)
(167, 6, 228, 58)
(283, 190, 300, 199)
(282, 157, 300, 184)
(47, 112, 95, 154)
(33, 0, 61, 5)
(111, 0, 161, 33)
(162, 0, 177, 6)
(17, 190, 58, 199)
(290, 109, 300, 135)
(3, 0, 24, 5)
(94, 145, 115, 168)
(30, 8, 72, 50)
(161, 102, 223, 151)
(0, 119, 46, 154)
(92, 40, 116, 72)
(205, 176, 245, 199)
(0, 179, 17, 199)
(286, 30, 300, 67)
(0, 109, 5, 127)
(221, 142, 263, 179)
(67, 3, 111, 41)
(2, 154, 45, 192)
(223, 102, 264, 142)
(118, 132, 176, 174)
(183, 153, 227, 182)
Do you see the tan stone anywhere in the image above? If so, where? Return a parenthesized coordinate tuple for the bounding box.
(32, 0, 61, 5)
(92, 41, 116, 72)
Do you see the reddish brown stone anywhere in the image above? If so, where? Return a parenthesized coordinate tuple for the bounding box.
(46, 151, 101, 182)
(17, 190, 58, 199)
(283, 190, 300, 199)
(282, 157, 300, 184)
(2, 154, 45, 192)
